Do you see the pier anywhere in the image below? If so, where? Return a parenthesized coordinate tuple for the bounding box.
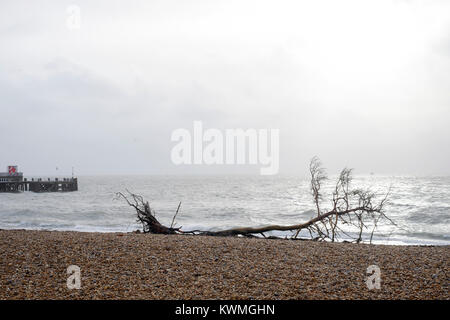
(0, 166, 78, 193)
(0, 178, 78, 193)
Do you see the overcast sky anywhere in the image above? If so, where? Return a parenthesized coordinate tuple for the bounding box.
(0, 0, 449, 176)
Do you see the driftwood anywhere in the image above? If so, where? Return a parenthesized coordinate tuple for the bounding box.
(117, 192, 181, 234)
(118, 157, 395, 243)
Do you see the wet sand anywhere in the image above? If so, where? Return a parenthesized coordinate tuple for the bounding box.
(0, 229, 448, 300)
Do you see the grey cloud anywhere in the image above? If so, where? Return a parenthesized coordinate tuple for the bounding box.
(0, 0, 449, 176)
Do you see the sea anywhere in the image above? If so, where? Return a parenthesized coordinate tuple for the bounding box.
(0, 175, 448, 246)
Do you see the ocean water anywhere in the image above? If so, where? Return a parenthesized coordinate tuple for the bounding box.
(0, 175, 448, 246)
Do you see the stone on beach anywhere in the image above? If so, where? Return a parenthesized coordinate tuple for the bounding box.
(0, 229, 448, 300)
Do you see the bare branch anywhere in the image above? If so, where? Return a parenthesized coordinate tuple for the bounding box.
(170, 202, 182, 229)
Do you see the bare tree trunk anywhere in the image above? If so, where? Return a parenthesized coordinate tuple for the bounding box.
(119, 157, 395, 243)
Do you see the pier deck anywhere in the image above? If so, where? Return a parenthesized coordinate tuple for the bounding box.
(0, 178, 78, 193)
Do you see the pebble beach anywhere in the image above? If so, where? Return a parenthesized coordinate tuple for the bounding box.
(0, 229, 448, 300)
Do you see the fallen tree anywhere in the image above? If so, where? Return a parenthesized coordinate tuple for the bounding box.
(118, 157, 396, 243)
